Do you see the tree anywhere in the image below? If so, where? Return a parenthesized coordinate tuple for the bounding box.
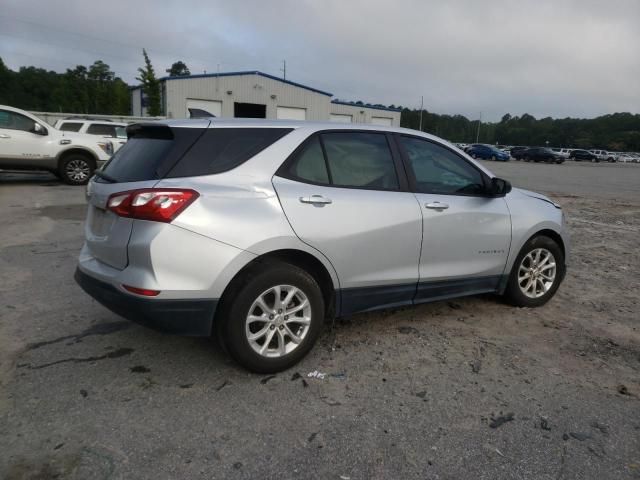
(166, 61, 190, 77)
(136, 49, 162, 116)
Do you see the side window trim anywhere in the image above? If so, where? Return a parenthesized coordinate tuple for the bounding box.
(393, 133, 490, 196)
(276, 129, 410, 192)
(316, 133, 334, 185)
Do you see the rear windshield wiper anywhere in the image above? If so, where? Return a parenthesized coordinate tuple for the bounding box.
(93, 170, 118, 183)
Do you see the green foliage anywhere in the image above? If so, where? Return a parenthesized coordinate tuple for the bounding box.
(400, 109, 640, 151)
(0, 57, 130, 115)
(136, 49, 161, 116)
(166, 61, 190, 77)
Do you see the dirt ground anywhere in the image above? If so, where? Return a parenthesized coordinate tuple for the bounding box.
(0, 162, 639, 479)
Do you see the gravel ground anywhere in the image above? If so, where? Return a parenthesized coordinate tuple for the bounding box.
(0, 163, 639, 480)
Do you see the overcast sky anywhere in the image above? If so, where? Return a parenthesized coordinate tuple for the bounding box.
(1, 0, 639, 121)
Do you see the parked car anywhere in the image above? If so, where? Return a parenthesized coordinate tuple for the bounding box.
(522, 147, 564, 164)
(54, 118, 128, 152)
(590, 150, 619, 162)
(510, 146, 528, 160)
(569, 149, 599, 162)
(552, 148, 571, 159)
(0, 105, 113, 184)
(75, 119, 569, 373)
(466, 144, 510, 161)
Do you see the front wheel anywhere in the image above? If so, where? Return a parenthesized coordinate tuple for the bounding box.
(504, 235, 565, 307)
(59, 154, 94, 185)
(491, 155, 496, 161)
(218, 261, 325, 373)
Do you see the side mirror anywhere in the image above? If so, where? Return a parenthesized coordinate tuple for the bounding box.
(489, 177, 512, 197)
(32, 122, 47, 135)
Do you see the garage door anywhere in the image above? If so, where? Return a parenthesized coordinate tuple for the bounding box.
(371, 116, 393, 126)
(330, 113, 352, 123)
(277, 106, 306, 121)
(186, 99, 222, 117)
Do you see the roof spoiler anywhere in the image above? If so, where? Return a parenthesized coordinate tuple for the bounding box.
(188, 108, 216, 119)
(126, 123, 174, 140)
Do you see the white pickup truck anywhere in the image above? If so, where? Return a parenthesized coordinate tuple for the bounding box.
(0, 105, 113, 185)
(590, 150, 618, 163)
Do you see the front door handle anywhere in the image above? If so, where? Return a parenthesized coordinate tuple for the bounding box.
(425, 202, 449, 210)
(0, 134, 11, 139)
(300, 195, 332, 205)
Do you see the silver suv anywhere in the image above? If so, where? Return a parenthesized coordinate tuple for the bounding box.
(76, 119, 569, 372)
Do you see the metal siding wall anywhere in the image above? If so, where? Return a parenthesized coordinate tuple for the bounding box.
(164, 74, 330, 120)
(329, 104, 401, 126)
(139, 74, 401, 125)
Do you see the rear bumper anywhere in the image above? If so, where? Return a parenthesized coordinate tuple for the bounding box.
(75, 268, 217, 336)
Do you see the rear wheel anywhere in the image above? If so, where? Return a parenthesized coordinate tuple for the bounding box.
(217, 261, 324, 373)
(524, 155, 530, 162)
(504, 235, 565, 307)
(59, 153, 94, 185)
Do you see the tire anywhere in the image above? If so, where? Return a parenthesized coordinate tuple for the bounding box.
(524, 156, 530, 162)
(217, 261, 325, 373)
(504, 235, 565, 308)
(491, 155, 496, 161)
(471, 153, 477, 159)
(59, 153, 95, 185)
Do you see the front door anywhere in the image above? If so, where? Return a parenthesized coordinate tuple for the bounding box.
(273, 131, 423, 315)
(0, 109, 52, 168)
(395, 135, 512, 303)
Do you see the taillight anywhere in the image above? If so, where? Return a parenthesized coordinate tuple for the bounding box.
(107, 188, 199, 223)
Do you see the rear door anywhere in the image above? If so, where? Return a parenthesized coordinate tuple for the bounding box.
(273, 131, 423, 315)
(395, 134, 511, 302)
(84, 123, 206, 269)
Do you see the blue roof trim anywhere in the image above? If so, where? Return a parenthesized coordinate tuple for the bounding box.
(151, 71, 333, 97)
(331, 100, 401, 112)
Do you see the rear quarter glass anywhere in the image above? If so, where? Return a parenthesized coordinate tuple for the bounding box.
(165, 128, 293, 178)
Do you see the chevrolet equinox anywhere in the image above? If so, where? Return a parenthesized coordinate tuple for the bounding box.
(75, 119, 569, 373)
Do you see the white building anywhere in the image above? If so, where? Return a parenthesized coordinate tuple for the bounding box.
(130, 71, 401, 126)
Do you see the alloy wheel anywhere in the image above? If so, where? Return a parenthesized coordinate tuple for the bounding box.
(517, 248, 556, 298)
(245, 285, 311, 357)
(65, 159, 91, 182)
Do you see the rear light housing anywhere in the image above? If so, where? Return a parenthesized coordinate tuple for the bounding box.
(107, 188, 199, 223)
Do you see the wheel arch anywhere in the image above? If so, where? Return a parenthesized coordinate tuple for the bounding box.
(56, 147, 98, 169)
(216, 248, 339, 329)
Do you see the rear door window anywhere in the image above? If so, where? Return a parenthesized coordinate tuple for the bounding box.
(59, 122, 83, 132)
(87, 124, 117, 137)
(321, 132, 399, 189)
(282, 131, 400, 190)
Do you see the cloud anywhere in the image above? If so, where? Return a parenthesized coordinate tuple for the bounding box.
(1, 0, 638, 120)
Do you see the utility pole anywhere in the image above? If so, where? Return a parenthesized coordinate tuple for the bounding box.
(419, 96, 424, 131)
(475, 111, 482, 143)
(281, 60, 286, 81)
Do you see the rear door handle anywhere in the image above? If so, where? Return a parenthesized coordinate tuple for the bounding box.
(299, 195, 332, 205)
(425, 202, 449, 210)
(0, 134, 10, 139)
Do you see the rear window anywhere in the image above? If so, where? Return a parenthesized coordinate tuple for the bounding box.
(99, 126, 291, 183)
(99, 126, 204, 183)
(166, 128, 292, 178)
(87, 124, 117, 137)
